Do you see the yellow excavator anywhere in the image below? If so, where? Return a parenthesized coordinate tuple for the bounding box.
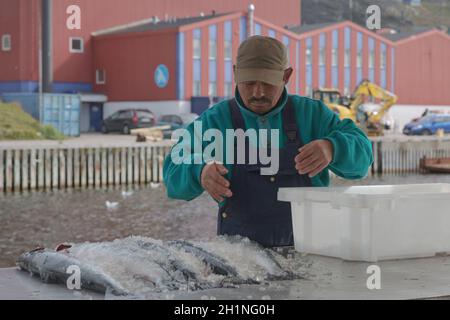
(313, 80, 398, 136)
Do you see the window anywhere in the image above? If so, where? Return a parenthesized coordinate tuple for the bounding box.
(208, 82, 217, 97)
(224, 82, 233, 97)
(344, 49, 351, 68)
(209, 40, 217, 60)
(118, 111, 132, 119)
(332, 49, 338, 67)
(1, 34, 11, 51)
(319, 48, 325, 66)
(96, 70, 105, 84)
(193, 81, 201, 96)
(110, 112, 120, 120)
(369, 50, 375, 69)
(306, 48, 312, 66)
(193, 38, 201, 59)
(304, 86, 311, 97)
(224, 40, 232, 60)
(380, 50, 386, 69)
(70, 37, 83, 53)
(357, 50, 362, 68)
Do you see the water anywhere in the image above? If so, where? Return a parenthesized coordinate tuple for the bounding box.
(1, 174, 450, 268)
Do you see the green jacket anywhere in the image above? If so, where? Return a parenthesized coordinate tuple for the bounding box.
(163, 89, 374, 202)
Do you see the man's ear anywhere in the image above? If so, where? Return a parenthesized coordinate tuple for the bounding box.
(283, 68, 294, 84)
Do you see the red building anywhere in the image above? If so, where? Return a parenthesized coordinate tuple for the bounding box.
(2, 0, 450, 133)
(0, 0, 301, 93)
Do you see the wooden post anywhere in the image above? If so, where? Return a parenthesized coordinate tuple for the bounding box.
(67, 148, 73, 188)
(114, 148, 121, 186)
(101, 148, 107, 187)
(59, 149, 66, 189)
(5, 150, 12, 191)
(377, 141, 383, 175)
(121, 148, 127, 185)
(14, 150, 21, 191)
(22, 149, 29, 191)
(108, 149, 114, 186)
(133, 147, 139, 184)
(37, 149, 44, 189)
(88, 148, 94, 187)
(127, 147, 133, 185)
(30, 149, 36, 190)
(139, 147, 145, 184)
(94, 148, 100, 188)
(73, 148, 80, 188)
(52, 149, 58, 189)
(80, 148, 87, 188)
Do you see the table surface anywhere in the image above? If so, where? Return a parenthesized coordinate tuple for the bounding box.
(2, 254, 450, 300)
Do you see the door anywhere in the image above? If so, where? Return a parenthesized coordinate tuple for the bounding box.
(89, 103, 104, 132)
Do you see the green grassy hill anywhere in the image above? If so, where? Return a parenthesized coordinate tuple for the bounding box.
(0, 103, 65, 141)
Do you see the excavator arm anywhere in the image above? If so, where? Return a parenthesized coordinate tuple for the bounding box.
(349, 80, 398, 135)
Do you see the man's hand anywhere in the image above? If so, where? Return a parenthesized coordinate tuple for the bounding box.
(201, 162, 233, 202)
(295, 140, 334, 178)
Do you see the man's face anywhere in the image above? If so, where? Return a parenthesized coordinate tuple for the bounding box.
(236, 68, 293, 115)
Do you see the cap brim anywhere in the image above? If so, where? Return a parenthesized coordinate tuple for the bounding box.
(235, 68, 284, 86)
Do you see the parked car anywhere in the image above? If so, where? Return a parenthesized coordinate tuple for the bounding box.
(158, 113, 199, 139)
(403, 114, 450, 136)
(102, 109, 156, 134)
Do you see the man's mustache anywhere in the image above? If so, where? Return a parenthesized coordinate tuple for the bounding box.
(249, 97, 271, 104)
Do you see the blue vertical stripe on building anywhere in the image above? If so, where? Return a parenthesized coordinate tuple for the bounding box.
(380, 43, 387, 89)
(332, 30, 339, 88)
(319, 33, 326, 87)
(268, 29, 276, 38)
(391, 47, 395, 92)
(225, 61, 232, 82)
(240, 17, 247, 43)
(306, 38, 312, 91)
(255, 23, 262, 35)
(193, 28, 202, 90)
(177, 32, 185, 100)
(209, 25, 217, 85)
(344, 27, 351, 48)
(224, 21, 232, 40)
(357, 32, 363, 84)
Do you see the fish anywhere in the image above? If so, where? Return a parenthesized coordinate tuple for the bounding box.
(17, 236, 306, 297)
(17, 248, 128, 296)
(167, 240, 239, 277)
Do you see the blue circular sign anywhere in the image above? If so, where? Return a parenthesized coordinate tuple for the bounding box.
(154, 64, 169, 88)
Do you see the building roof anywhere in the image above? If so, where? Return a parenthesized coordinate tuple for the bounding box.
(287, 22, 339, 34)
(382, 27, 435, 42)
(93, 13, 228, 37)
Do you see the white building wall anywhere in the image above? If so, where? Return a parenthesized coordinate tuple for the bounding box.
(103, 100, 191, 120)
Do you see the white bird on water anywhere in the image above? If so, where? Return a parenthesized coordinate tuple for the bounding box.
(106, 201, 119, 209)
(121, 191, 134, 198)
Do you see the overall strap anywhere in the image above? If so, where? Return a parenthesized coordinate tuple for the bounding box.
(228, 99, 246, 130)
(282, 97, 300, 144)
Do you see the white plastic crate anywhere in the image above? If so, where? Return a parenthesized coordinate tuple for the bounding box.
(278, 184, 450, 262)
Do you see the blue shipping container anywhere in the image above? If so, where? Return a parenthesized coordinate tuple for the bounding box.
(1, 93, 80, 137)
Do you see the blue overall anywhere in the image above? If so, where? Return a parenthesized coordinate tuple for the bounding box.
(217, 98, 312, 247)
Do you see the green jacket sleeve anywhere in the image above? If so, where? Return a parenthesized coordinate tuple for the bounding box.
(316, 101, 374, 179)
(163, 116, 207, 201)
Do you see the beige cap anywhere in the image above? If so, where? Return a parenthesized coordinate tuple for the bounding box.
(235, 36, 289, 86)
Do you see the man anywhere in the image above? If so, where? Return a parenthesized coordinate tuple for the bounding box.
(163, 36, 373, 247)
